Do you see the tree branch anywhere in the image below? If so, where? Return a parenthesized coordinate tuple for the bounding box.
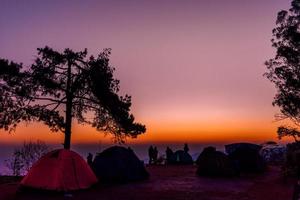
(72, 102, 101, 111)
(42, 102, 59, 107)
(73, 95, 100, 105)
(41, 96, 66, 111)
(33, 97, 67, 104)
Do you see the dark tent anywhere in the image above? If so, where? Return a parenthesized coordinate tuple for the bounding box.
(225, 143, 262, 155)
(20, 149, 98, 191)
(196, 146, 235, 177)
(168, 150, 193, 165)
(225, 143, 265, 173)
(92, 146, 149, 183)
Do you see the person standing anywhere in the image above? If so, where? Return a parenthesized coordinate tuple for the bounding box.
(148, 145, 154, 164)
(87, 153, 93, 167)
(166, 146, 173, 164)
(184, 143, 189, 153)
(153, 146, 158, 164)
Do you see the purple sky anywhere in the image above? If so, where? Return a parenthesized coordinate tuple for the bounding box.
(0, 0, 292, 144)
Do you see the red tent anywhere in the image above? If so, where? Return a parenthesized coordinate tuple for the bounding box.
(20, 149, 98, 191)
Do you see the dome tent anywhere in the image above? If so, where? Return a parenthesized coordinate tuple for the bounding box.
(92, 146, 149, 183)
(20, 149, 97, 191)
(225, 143, 266, 173)
(196, 146, 235, 177)
(225, 143, 262, 155)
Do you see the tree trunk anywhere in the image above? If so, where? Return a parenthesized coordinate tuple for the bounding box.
(64, 100, 72, 149)
(64, 61, 73, 150)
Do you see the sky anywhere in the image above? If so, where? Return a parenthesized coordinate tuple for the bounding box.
(0, 0, 293, 146)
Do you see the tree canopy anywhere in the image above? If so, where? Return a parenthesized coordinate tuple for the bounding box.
(0, 47, 146, 149)
(265, 0, 300, 141)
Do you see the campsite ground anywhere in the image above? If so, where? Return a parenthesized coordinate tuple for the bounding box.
(0, 165, 294, 200)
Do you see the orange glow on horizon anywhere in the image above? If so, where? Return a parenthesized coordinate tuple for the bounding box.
(0, 117, 292, 145)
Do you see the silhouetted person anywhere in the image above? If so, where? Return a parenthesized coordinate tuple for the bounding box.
(87, 153, 93, 167)
(153, 146, 158, 164)
(148, 145, 154, 164)
(184, 143, 189, 153)
(166, 146, 173, 164)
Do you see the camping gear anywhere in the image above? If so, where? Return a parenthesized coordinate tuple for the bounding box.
(20, 149, 97, 191)
(92, 146, 149, 183)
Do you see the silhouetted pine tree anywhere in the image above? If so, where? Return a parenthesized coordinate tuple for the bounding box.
(265, 0, 300, 141)
(0, 47, 146, 149)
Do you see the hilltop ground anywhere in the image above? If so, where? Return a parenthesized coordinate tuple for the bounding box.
(0, 165, 294, 200)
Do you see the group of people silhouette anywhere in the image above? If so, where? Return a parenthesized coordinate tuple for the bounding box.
(148, 144, 191, 165)
(148, 145, 159, 164)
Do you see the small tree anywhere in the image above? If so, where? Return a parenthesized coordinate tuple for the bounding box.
(5, 150, 23, 176)
(5, 140, 49, 175)
(265, 0, 300, 141)
(0, 47, 146, 149)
